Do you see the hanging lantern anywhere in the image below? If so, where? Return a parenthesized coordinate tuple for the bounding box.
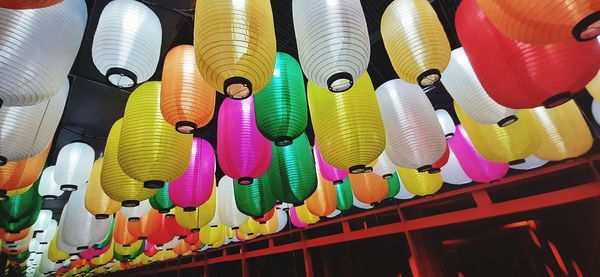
(593, 100, 600, 125)
(293, 204, 320, 225)
(113, 213, 138, 246)
(586, 71, 600, 99)
(92, 0, 161, 88)
(85, 158, 120, 219)
(292, 0, 369, 92)
(0, 1, 85, 107)
(510, 155, 549, 171)
(381, 0, 450, 86)
(101, 119, 157, 206)
(449, 126, 509, 183)
(441, 48, 517, 126)
(376, 79, 446, 171)
(313, 142, 348, 185)
(0, 182, 42, 224)
(115, 240, 144, 259)
(436, 109, 456, 138)
(335, 178, 353, 211)
(372, 151, 397, 179)
(349, 172, 389, 205)
(194, 0, 276, 99)
(0, 227, 31, 243)
(233, 175, 276, 218)
(258, 210, 279, 236)
(168, 138, 215, 210)
(37, 166, 63, 200)
(121, 200, 152, 222)
(254, 52, 308, 145)
(199, 224, 226, 246)
(217, 97, 271, 184)
(90, 242, 114, 267)
(0, 147, 49, 199)
(305, 175, 336, 217)
(53, 142, 95, 192)
(441, 149, 472, 185)
(165, 217, 191, 239)
(173, 181, 216, 231)
(127, 209, 161, 240)
(456, 0, 600, 109)
(430, 146, 450, 172)
(48, 232, 69, 263)
(397, 167, 443, 197)
(308, 73, 385, 173)
(146, 214, 174, 246)
(149, 184, 174, 213)
(30, 209, 52, 237)
(238, 218, 259, 236)
(386, 172, 401, 199)
(217, 176, 249, 229)
(0, 80, 68, 164)
(160, 45, 215, 133)
(532, 100, 593, 161)
(0, 1, 64, 9)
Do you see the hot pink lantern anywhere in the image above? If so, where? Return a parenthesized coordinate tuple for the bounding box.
(168, 137, 215, 211)
(217, 96, 271, 185)
(289, 206, 308, 228)
(144, 241, 158, 257)
(313, 141, 348, 185)
(80, 242, 111, 260)
(448, 125, 508, 183)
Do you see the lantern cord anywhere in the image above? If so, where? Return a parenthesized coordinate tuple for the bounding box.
(61, 126, 108, 141)
(137, 0, 194, 20)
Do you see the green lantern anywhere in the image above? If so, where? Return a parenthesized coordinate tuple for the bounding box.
(149, 183, 174, 213)
(386, 172, 401, 199)
(335, 177, 353, 211)
(115, 240, 145, 262)
(10, 250, 30, 263)
(234, 174, 277, 218)
(0, 181, 42, 222)
(94, 216, 115, 249)
(268, 133, 317, 204)
(254, 52, 308, 146)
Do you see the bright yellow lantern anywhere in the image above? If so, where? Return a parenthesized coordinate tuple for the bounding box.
(294, 203, 320, 225)
(586, 71, 600, 100)
(85, 157, 120, 219)
(397, 167, 443, 196)
(173, 182, 216, 231)
(48, 232, 69, 263)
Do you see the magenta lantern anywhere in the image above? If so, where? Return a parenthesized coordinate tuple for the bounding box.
(79, 242, 111, 260)
(217, 96, 272, 185)
(169, 137, 215, 211)
(313, 141, 348, 185)
(448, 125, 508, 183)
(289, 206, 308, 228)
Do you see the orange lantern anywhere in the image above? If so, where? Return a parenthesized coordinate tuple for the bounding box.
(305, 175, 337, 217)
(113, 212, 138, 246)
(0, 227, 30, 243)
(349, 172, 389, 205)
(0, 147, 49, 197)
(127, 209, 161, 240)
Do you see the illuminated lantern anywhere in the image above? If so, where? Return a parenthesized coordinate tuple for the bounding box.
(218, 97, 271, 184)
(149, 184, 174, 213)
(292, 0, 369, 92)
(288, 206, 307, 228)
(238, 218, 259, 235)
(37, 166, 63, 200)
(113, 213, 138, 246)
(381, 0, 450, 86)
(0, 0, 64, 9)
(397, 167, 443, 197)
(168, 138, 215, 210)
(35, 220, 57, 245)
(313, 142, 348, 185)
(455, 104, 540, 164)
(217, 176, 249, 229)
(441, 48, 517, 126)
(0, 80, 68, 164)
(349, 172, 388, 205)
(183, 232, 199, 246)
(143, 242, 158, 257)
(431, 146, 450, 172)
(39, 250, 62, 274)
(449, 126, 509, 183)
(101, 119, 157, 206)
(3, 228, 32, 250)
(85, 158, 120, 219)
(174, 182, 216, 231)
(295, 204, 320, 225)
(393, 175, 415, 200)
(146, 214, 174, 246)
(0, 227, 30, 243)
(593, 100, 600, 125)
(456, 0, 600, 109)
(532, 100, 593, 161)
(436, 109, 456, 138)
(258, 211, 279, 235)
(0, 1, 85, 107)
(119, 82, 192, 188)
(306, 174, 337, 217)
(194, 0, 276, 99)
(233, 175, 276, 218)
(510, 155, 549, 171)
(115, 240, 143, 259)
(127, 209, 161, 239)
(30, 209, 52, 236)
(376, 79, 446, 171)
(308, 73, 385, 173)
(92, 0, 161, 88)
(121, 200, 152, 222)
(0, 181, 42, 224)
(53, 142, 95, 192)
(372, 151, 397, 179)
(475, 0, 600, 43)
(199, 224, 226, 246)
(48, 232, 69, 263)
(268, 133, 317, 204)
(253, 207, 275, 223)
(386, 172, 401, 198)
(160, 45, 215, 133)
(441, 149, 472, 185)
(79, 240, 110, 260)
(165, 216, 191, 238)
(254, 52, 308, 145)
(335, 178, 353, 211)
(0, 147, 49, 199)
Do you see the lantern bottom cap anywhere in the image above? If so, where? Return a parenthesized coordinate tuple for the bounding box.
(76, 246, 88, 251)
(224, 76, 252, 100)
(417, 69, 441, 88)
(42, 195, 58, 200)
(176, 121, 197, 134)
(445, 133, 455, 139)
(275, 136, 293, 147)
(60, 184, 77, 192)
(122, 200, 140, 207)
(327, 72, 354, 92)
(543, 93, 572, 108)
(0, 98, 3, 109)
(383, 173, 393, 179)
(238, 177, 254, 185)
(349, 165, 366, 174)
(509, 159, 526, 166)
(127, 217, 139, 223)
(259, 221, 267, 225)
(573, 11, 600, 41)
(333, 180, 344, 185)
(106, 67, 137, 89)
(165, 213, 175, 218)
(183, 207, 197, 212)
(144, 180, 164, 189)
(417, 165, 433, 173)
(497, 115, 519, 127)
(95, 214, 110, 220)
(0, 155, 6, 166)
(428, 168, 441, 174)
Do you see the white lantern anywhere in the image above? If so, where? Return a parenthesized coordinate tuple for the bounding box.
(372, 151, 397, 179)
(592, 100, 600, 125)
(376, 79, 446, 172)
(292, 0, 370, 92)
(56, 204, 79, 254)
(120, 200, 151, 221)
(436, 109, 456, 138)
(0, 0, 86, 107)
(38, 251, 62, 275)
(53, 142, 95, 191)
(36, 220, 58, 245)
(38, 167, 64, 200)
(441, 148, 472, 185)
(326, 209, 341, 218)
(0, 80, 68, 164)
(393, 175, 416, 200)
(275, 208, 288, 233)
(32, 209, 53, 236)
(509, 155, 548, 171)
(92, 0, 162, 88)
(442, 48, 517, 126)
(216, 176, 249, 229)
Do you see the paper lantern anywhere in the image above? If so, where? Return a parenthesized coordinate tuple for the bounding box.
(441, 48, 517, 126)
(92, 0, 161, 88)
(238, 218, 259, 236)
(258, 210, 279, 235)
(120, 82, 192, 188)
(376, 79, 446, 171)
(48, 232, 69, 262)
(146, 214, 174, 246)
(313, 142, 348, 185)
(173, 182, 216, 231)
(254, 52, 308, 145)
(35, 220, 57, 245)
(127, 209, 161, 240)
(0, 147, 49, 199)
(38, 250, 62, 274)
(441, 149, 472, 185)
(449, 126, 509, 183)
(113, 213, 138, 246)
(115, 240, 144, 259)
(37, 167, 63, 201)
(308, 73, 386, 173)
(0, 181, 42, 224)
(456, 0, 600, 109)
(0, 80, 68, 164)
(593, 100, 600, 125)
(252, 207, 275, 224)
(349, 172, 388, 205)
(372, 151, 397, 179)
(85, 158, 120, 219)
(160, 45, 215, 133)
(430, 146, 450, 172)
(510, 155, 549, 171)
(79, 240, 110, 260)
(335, 178, 353, 211)
(30, 209, 52, 236)
(165, 216, 191, 238)
(101, 119, 157, 206)
(168, 138, 215, 210)
(292, 0, 369, 92)
(194, 0, 276, 99)
(0, 0, 64, 9)
(217, 176, 249, 229)
(305, 175, 336, 217)
(149, 184, 174, 213)
(386, 172, 401, 199)
(121, 200, 152, 222)
(288, 206, 307, 228)
(436, 109, 456, 138)
(0, 1, 85, 107)
(3, 228, 32, 250)
(397, 167, 443, 197)
(586, 70, 600, 99)
(532, 100, 593, 161)
(475, 0, 600, 43)
(53, 142, 95, 192)
(381, 0, 450, 86)
(90, 242, 114, 267)
(199, 224, 226, 246)
(233, 175, 276, 218)
(0, 227, 30, 244)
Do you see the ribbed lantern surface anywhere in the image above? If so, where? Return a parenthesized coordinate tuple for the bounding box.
(305, 174, 337, 217)
(38, 166, 63, 200)
(174, 181, 216, 231)
(0, 0, 63, 9)
(217, 176, 249, 229)
(397, 167, 443, 197)
(149, 184, 174, 214)
(234, 175, 276, 218)
(0, 147, 49, 197)
(127, 208, 161, 240)
(84, 158, 120, 219)
(53, 142, 95, 192)
(313, 142, 348, 185)
(349, 172, 389, 205)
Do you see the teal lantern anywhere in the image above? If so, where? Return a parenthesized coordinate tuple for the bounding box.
(335, 177, 353, 211)
(234, 174, 277, 218)
(386, 172, 401, 199)
(149, 183, 174, 213)
(0, 181, 42, 224)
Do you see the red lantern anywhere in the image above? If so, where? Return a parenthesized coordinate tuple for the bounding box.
(165, 216, 191, 238)
(253, 207, 275, 223)
(127, 209, 161, 240)
(430, 145, 450, 173)
(146, 214, 174, 246)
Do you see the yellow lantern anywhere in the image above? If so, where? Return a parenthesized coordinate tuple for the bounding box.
(238, 218, 259, 235)
(47, 232, 69, 263)
(85, 158, 120, 219)
(173, 182, 216, 231)
(199, 224, 226, 246)
(236, 229, 259, 242)
(397, 167, 443, 197)
(114, 240, 142, 257)
(586, 71, 600, 100)
(258, 212, 279, 235)
(194, 0, 276, 99)
(294, 204, 320, 225)
(90, 241, 114, 266)
(118, 81, 192, 189)
(305, 175, 337, 217)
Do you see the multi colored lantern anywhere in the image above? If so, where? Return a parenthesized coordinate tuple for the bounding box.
(92, 0, 161, 88)
(53, 142, 95, 192)
(305, 175, 337, 217)
(121, 200, 151, 222)
(37, 166, 63, 200)
(160, 45, 215, 133)
(335, 178, 354, 211)
(381, 0, 450, 86)
(441, 149, 472, 185)
(217, 176, 249, 229)
(436, 109, 456, 138)
(118, 82, 192, 188)
(441, 48, 517, 126)
(376, 79, 446, 171)
(372, 151, 397, 179)
(308, 73, 386, 173)
(292, 0, 369, 92)
(149, 184, 174, 213)
(313, 142, 348, 185)
(397, 167, 443, 197)
(127, 209, 161, 240)
(349, 172, 389, 205)
(85, 158, 120, 219)
(456, 0, 600, 109)
(233, 175, 276, 218)
(0, 147, 49, 198)
(173, 182, 216, 231)
(510, 155, 549, 171)
(254, 52, 308, 145)
(194, 0, 276, 99)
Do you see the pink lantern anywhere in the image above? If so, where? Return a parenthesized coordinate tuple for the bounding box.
(79, 242, 111, 260)
(448, 125, 508, 183)
(144, 241, 158, 257)
(168, 137, 215, 211)
(217, 96, 271, 185)
(289, 206, 308, 228)
(313, 141, 348, 185)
